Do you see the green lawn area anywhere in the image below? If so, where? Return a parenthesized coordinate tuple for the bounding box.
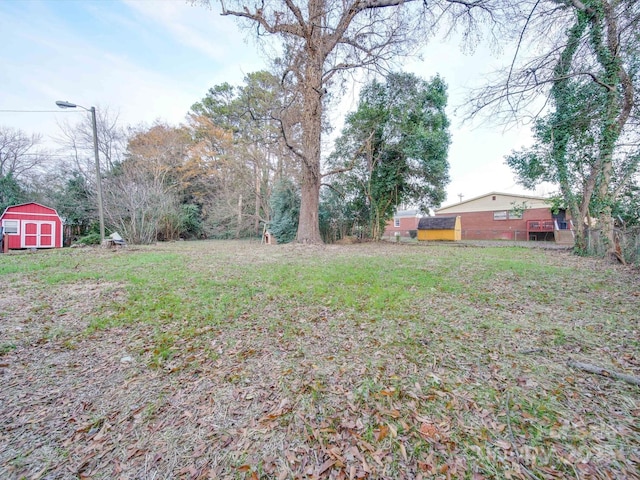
(0, 241, 638, 479)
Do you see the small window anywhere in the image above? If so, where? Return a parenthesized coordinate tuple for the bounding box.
(394, 218, 400, 227)
(509, 211, 523, 220)
(3, 220, 19, 234)
(492, 196, 496, 201)
(493, 211, 507, 221)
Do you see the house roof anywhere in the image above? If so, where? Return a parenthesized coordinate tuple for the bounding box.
(394, 209, 421, 218)
(436, 192, 549, 214)
(418, 216, 458, 230)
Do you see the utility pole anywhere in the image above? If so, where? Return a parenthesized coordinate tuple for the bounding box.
(56, 101, 105, 243)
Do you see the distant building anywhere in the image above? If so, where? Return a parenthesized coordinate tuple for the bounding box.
(382, 209, 421, 238)
(435, 192, 572, 243)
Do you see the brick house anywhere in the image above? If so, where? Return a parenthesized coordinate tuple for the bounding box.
(383, 209, 421, 238)
(435, 192, 571, 242)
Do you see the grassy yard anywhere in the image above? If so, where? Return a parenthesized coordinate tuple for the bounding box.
(0, 241, 638, 479)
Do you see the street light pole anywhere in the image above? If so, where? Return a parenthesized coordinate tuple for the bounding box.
(89, 106, 105, 243)
(56, 100, 105, 243)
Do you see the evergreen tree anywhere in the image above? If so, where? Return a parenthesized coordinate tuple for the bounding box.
(0, 173, 27, 213)
(326, 72, 450, 240)
(269, 179, 300, 244)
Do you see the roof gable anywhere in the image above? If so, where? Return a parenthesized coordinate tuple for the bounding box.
(1, 202, 60, 218)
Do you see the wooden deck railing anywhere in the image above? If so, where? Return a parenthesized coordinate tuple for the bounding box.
(527, 220, 556, 232)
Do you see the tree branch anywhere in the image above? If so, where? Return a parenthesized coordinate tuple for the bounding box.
(568, 359, 640, 387)
(219, 2, 303, 36)
(321, 164, 356, 178)
(568, 0, 596, 16)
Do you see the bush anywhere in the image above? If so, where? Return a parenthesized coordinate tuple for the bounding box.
(179, 203, 203, 238)
(269, 179, 300, 244)
(409, 230, 417, 239)
(76, 232, 102, 245)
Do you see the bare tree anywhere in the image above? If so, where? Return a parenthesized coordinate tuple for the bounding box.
(102, 159, 178, 244)
(0, 126, 49, 181)
(55, 106, 126, 178)
(194, 0, 501, 243)
(102, 123, 193, 243)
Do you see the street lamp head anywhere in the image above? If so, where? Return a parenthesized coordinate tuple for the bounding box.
(55, 100, 78, 109)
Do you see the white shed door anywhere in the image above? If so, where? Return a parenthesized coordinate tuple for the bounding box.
(21, 221, 55, 248)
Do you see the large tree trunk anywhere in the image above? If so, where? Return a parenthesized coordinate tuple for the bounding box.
(598, 156, 616, 256)
(295, 51, 324, 244)
(298, 169, 321, 243)
(572, 216, 588, 254)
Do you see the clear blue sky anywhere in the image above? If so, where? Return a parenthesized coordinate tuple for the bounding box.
(0, 0, 550, 205)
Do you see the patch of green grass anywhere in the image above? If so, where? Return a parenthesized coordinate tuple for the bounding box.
(150, 330, 176, 367)
(552, 328, 567, 346)
(0, 251, 69, 275)
(0, 342, 17, 356)
(42, 325, 70, 342)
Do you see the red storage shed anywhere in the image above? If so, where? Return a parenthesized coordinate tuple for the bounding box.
(0, 203, 63, 249)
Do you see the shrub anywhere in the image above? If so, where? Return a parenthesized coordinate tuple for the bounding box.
(77, 232, 102, 245)
(269, 179, 300, 244)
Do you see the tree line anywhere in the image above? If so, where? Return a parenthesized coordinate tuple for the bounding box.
(2, 0, 639, 257)
(198, 0, 639, 258)
(0, 68, 450, 245)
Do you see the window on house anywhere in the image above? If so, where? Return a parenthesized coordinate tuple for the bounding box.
(492, 196, 496, 200)
(493, 211, 507, 220)
(3, 220, 19, 234)
(394, 219, 400, 227)
(508, 211, 523, 219)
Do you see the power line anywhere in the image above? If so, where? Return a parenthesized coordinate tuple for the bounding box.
(14, 153, 75, 157)
(0, 109, 81, 113)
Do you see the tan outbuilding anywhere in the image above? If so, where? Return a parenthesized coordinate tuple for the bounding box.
(417, 216, 461, 241)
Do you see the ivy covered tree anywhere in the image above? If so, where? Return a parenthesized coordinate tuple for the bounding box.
(473, 0, 639, 257)
(613, 180, 640, 227)
(505, 79, 611, 251)
(325, 72, 450, 240)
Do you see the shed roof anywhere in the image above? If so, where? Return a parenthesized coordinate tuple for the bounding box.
(418, 216, 458, 230)
(1, 202, 60, 217)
